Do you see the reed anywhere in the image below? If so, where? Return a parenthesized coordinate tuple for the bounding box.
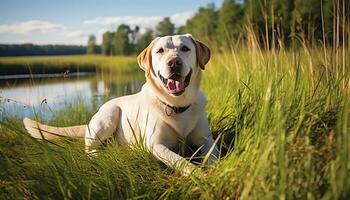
(0, 55, 138, 75)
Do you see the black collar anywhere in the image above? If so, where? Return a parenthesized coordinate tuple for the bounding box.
(159, 100, 191, 115)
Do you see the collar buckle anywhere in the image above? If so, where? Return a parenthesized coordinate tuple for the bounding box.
(160, 101, 190, 116)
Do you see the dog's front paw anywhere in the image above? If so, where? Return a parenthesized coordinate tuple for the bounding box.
(179, 164, 200, 177)
(85, 146, 98, 157)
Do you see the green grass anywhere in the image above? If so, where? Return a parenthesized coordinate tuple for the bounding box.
(0, 55, 138, 75)
(0, 46, 349, 199)
(202, 47, 349, 199)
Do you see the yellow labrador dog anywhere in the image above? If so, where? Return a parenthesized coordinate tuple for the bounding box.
(23, 34, 218, 175)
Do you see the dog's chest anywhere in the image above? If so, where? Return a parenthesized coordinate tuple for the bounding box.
(161, 109, 200, 138)
(117, 104, 200, 145)
(116, 89, 207, 144)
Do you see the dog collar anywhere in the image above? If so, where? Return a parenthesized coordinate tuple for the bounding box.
(159, 100, 191, 116)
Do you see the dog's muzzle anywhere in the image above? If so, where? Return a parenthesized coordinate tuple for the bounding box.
(158, 69, 192, 96)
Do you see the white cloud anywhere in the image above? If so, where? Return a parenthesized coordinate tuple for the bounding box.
(66, 30, 86, 38)
(0, 11, 195, 45)
(84, 16, 161, 27)
(0, 20, 89, 45)
(95, 28, 108, 44)
(0, 36, 88, 45)
(84, 11, 194, 28)
(0, 20, 66, 34)
(60, 30, 89, 45)
(169, 12, 194, 26)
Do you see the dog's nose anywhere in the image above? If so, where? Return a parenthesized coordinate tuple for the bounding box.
(167, 57, 182, 68)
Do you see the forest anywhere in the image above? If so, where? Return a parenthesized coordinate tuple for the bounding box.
(2, 0, 348, 57)
(89, 0, 349, 55)
(0, 44, 88, 57)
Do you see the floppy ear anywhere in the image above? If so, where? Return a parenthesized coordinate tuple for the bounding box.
(137, 37, 159, 73)
(187, 34, 211, 70)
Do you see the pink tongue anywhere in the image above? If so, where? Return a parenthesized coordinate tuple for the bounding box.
(167, 78, 184, 92)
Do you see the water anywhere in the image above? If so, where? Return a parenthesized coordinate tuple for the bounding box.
(0, 67, 145, 119)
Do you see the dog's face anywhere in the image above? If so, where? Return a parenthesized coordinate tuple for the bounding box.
(138, 34, 210, 99)
(151, 35, 196, 96)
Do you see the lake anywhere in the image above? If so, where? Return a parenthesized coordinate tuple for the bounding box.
(0, 67, 145, 119)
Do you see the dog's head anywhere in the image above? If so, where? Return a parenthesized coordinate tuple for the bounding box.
(137, 34, 210, 105)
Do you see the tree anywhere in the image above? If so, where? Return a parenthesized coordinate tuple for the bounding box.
(128, 26, 141, 54)
(156, 17, 175, 36)
(179, 4, 218, 43)
(136, 29, 154, 53)
(86, 35, 97, 54)
(243, 0, 338, 47)
(322, 0, 350, 45)
(177, 25, 186, 35)
(273, 0, 295, 46)
(131, 25, 140, 44)
(293, 0, 323, 44)
(217, 0, 244, 46)
(0, 44, 86, 56)
(102, 31, 112, 56)
(114, 24, 132, 55)
(244, 0, 272, 48)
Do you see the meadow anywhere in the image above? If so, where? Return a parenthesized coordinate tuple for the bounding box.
(0, 55, 138, 75)
(0, 44, 349, 199)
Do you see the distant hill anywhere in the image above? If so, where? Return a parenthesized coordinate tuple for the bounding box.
(0, 44, 100, 57)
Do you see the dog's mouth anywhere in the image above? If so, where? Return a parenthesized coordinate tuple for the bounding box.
(158, 69, 192, 96)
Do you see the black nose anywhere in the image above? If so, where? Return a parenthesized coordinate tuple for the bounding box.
(167, 57, 182, 68)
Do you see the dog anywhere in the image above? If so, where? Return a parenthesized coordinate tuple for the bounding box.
(23, 34, 218, 175)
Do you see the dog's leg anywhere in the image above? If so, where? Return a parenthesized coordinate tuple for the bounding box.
(85, 104, 121, 153)
(199, 136, 219, 165)
(152, 143, 196, 175)
(188, 113, 219, 164)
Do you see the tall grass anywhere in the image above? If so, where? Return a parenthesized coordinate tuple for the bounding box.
(0, 55, 138, 75)
(1, 18, 350, 200)
(1, 45, 348, 199)
(202, 48, 349, 199)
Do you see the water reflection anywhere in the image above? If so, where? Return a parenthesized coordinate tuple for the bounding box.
(0, 67, 145, 119)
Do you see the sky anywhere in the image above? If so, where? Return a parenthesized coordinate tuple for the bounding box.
(0, 0, 224, 45)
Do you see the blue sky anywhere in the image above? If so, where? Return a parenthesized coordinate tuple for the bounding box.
(0, 0, 224, 45)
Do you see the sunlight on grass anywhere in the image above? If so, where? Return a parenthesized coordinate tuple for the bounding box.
(0, 55, 138, 75)
(0, 45, 348, 199)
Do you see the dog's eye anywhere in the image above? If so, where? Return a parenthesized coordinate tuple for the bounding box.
(181, 46, 190, 52)
(156, 48, 164, 54)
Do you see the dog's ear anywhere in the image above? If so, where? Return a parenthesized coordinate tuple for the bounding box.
(137, 37, 159, 72)
(186, 34, 211, 70)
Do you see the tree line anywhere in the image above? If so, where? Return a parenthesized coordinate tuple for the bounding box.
(88, 0, 349, 55)
(1, 0, 347, 57)
(87, 17, 175, 56)
(0, 44, 89, 57)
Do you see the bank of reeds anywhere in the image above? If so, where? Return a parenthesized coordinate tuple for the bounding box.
(0, 55, 137, 75)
